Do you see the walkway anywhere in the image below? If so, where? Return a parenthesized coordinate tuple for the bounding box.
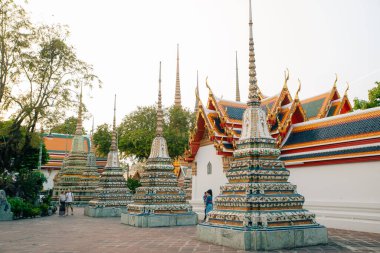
(0, 208, 379, 253)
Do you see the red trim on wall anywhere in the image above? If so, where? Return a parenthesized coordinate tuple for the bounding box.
(287, 155, 380, 168)
(282, 137, 380, 155)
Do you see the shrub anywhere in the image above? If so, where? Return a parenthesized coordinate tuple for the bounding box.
(40, 203, 49, 216)
(8, 197, 25, 218)
(7, 197, 41, 218)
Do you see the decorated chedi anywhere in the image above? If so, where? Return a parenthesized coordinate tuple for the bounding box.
(196, 0, 328, 250)
(84, 95, 133, 217)
(77, 119, 100, 203)
(53, 86, 89, 205)
(121, 62, 197, 227)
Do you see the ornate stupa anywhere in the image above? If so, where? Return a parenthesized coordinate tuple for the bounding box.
(196, 1, 328, 250)
(84, 96, 133, 217)
(77, 119, 100, 203)
(53, 86, 89, 205)
(121, 62, 197, 227)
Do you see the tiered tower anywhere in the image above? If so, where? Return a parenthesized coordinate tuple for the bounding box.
(174, 44, 181, 107)
(121, 62, 197, 227)
(196, 0, 328, 250)
(84, 96, 133, 217)
(53, 86, 89, 205)
(77, 119, 100, 203)
(235, 51, 241, 102)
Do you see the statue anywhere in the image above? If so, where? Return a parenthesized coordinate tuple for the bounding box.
(0, 190, 13, 221)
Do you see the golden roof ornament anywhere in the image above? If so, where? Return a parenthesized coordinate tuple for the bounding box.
(333, 73, 338, 88)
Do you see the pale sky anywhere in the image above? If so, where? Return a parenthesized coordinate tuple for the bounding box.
(22, 0, 380, 131)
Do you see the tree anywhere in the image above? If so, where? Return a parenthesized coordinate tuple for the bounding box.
(1, 23, 100, 175)
(8, 24, 100, 133)
(354, 81, 380, 110)
(0, 0, 31, 107)
(164, 106, 195, 159)
(118, 106, 157, 160)
(126, 178, 141, 194)
(118, 105, 194, 161)
(92, 123, 112, 157)
(50, 116, 86, 135)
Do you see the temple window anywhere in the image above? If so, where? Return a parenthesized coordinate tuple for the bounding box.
(207, 161, 212, 175)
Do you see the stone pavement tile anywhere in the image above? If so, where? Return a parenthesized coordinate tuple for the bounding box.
(1, 208, 380, 253)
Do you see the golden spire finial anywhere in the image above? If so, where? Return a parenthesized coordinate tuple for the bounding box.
(90, 117, 96, 153)
(194, 70, 200, 112)
(247, 0, 260, 106)
(295, 78, 302, 100)
(75, 84, 83, 135)
(283, 68, 290, 89)
(156, 61, 164, 136)
(333, 73, 338, 88)
(235, 51, 241, 102)
(110, 94, 117, 152)
(344, 82, 350, 96)
(174, 44, 181, 107)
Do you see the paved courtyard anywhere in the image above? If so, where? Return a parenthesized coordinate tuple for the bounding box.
(1, 208, 380, 253)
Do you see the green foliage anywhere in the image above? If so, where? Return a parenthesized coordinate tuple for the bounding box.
(39, 203, 49, 216)
(127, 177, 142, 194)
(15, 170, 47, 203)
(0, 0, 32, 105)
(118, 106, 157, 160)
(353, 81, 380, 110)
(50, 116, 86, 135)
(164, 106, 195, 159)
(0, 120, 49, 175)
(118, 105, 194, 161)
(8, 197, 25, 218)
(93, 123, 112, 157)
(7, 197, 40, 218)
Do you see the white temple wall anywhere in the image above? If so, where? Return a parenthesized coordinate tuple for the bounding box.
(288, 160, 380, 233)
(190, 144, 227, 217)
(42, 169, 59, 191)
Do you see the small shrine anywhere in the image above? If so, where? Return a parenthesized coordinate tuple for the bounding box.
(196, 0, 328, 250)
(52, 87, 90, 205)
(121, 62, 197, 227)
(84, 96, 133, 217)
(77, 122, 100, 203)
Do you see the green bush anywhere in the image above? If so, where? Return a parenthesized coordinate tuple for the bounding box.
(8, 197, 25, 218)
(40, 203, 49, 216)
(7, 197, 41, 218)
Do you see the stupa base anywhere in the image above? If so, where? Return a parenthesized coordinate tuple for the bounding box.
(84, 206, 127, 217)
(0, 211, 13, 221)
(121, 212, 198, 227)
(197, 224, 328, 251)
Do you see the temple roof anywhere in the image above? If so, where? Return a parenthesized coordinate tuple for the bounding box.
(279, 107, 380, 167)
(186, 78, 353, 162)
(42, 133, 106, 170)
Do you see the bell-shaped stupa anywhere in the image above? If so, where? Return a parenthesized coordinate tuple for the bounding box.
(121, 62, 197, 227)
(53, 86, 89, 205)
(77, 119, 100, 203)
(196, 0, 328, 251)
(84, 95, 133, 217)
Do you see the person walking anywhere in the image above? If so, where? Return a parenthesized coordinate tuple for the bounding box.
(65, 190, 74, 216)
(58, 191, 66, 216)
(205, 189, 213, 221)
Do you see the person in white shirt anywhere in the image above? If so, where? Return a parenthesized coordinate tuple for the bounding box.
(65, 191, 74, 216)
